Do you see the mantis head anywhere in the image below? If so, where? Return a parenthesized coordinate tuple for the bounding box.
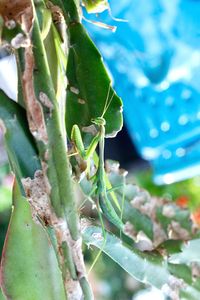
(91, 117, 106, 126)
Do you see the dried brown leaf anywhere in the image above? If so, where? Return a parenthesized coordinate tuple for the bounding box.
(0, 0, 33, 33)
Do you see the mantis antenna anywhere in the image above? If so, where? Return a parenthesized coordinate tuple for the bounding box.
(101, 83, 114, 117)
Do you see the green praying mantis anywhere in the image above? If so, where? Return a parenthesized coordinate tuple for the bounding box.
(70, 86, 124, 235)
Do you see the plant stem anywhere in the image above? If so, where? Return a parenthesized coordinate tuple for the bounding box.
(16, 1, 93, 298)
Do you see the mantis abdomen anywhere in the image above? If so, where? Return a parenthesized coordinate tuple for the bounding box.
(99, 193, 124, 231)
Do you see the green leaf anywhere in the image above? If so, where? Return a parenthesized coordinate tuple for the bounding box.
(169, 239, 200, 264)
(0, 90, 41, 181)
(66, 22, 123, 141)
(168, 263, 193, 285)
(35, 0, 64, 97)
(0, 181, 66, 300)
(156, 206, 192, 233)
(82, 0, 108, 13)
(44, 25, 62, 96)
(0, 186, 12, 213)
(82, 225, 200, 298)
(159, 239, 183, 255)
(35, 0, 52, 41)
(181, 281, 200, 300)
(107, 164, 154, 239)
(167, 264, 200, 300)
(167, 241, 200, 299)
(42, 13, 67, 103)
(0, 289, 6, 300)
(82, 225, 170, 288)
(123, 200, 154, 239)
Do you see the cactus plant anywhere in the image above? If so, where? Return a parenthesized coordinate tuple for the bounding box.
(0, 1, 200, 299)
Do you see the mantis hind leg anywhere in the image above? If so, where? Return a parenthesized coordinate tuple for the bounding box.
(88, 200, 107, 274)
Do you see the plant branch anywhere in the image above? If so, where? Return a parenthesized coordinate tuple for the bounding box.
(14, 0, 93, 298)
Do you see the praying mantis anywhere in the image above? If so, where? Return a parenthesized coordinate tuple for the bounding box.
(71, 86, 124, 234)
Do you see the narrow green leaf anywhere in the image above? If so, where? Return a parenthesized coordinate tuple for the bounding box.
(83, 226, 200, 298)
(159, 239, 183, 255)
(0, 181, 66, 300)
(44, 25, 61, 96)
(82, 225, 170, 288)
(107, 166, 154, 239)
(167, 241, 200, 300)
(35, 0, 52, 41)
(156, 206, 192, 233)
(0, 90, 41, 181)
(66, 21, 123, 140)
(82, 0, 108, 13)
(181, 282, 200, 300)
(167, 263, 200, 300)
(123, 200, 154, 239)
(168, 263, 193, 285)
(0, 289, 6, 300)
(168, 263, 200, 300)
(169, 239, 200, 264)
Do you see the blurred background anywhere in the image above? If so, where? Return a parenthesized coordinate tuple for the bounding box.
(83, 0, 200, 185)
(1, 0, 200, 299)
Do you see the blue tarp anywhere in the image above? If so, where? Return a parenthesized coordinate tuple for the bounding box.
(83, 0, 200, 184)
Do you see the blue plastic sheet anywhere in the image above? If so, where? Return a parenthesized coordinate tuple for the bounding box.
(83, 0, 200, 184)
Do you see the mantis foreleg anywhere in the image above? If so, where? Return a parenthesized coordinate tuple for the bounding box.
(71, 124, 100, 160)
